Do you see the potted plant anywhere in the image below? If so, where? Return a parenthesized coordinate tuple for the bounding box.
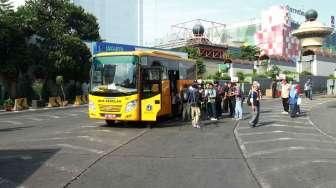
(56, 75, 66, 106)
(32, 80, 45, 108)
(3, 98, 14, 111)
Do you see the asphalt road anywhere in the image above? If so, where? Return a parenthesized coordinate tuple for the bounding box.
(0, 107, 258, 188)
(235, 97, 336, 188)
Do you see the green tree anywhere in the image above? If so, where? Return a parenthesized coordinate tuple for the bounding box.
(180, 47, 206, 77)
(0, 0, 13, 14)
(236, 72, 246, 82)
(300, 71, 312, 77)
(240, 45, 261, 61)
(267, 65, 281, 80)
(17, 0, 100, 81)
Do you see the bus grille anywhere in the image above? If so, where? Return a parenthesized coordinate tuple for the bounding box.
(98, 104, 122, 112)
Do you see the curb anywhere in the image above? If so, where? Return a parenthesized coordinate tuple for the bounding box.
(0, 104, 88, 116)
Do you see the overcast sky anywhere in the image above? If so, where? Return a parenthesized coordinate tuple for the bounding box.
(11, 0, 335, 44)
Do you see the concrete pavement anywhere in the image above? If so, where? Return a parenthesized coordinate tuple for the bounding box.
(235, 97, 336, 188)
(0, 106, 258, 188)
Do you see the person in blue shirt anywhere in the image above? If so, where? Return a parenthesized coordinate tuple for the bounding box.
(289, 84, 299, 118)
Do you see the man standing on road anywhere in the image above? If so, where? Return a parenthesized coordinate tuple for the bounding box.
(248, 83, 261, 127)
(234, 84, 243, 120)
(271, 80, 277, 98)
(281, 80, 291, 114)
(227, 82, 236, 118)
(214, 81, 223, 119)
(187, 82, 201, 128)
(181, 84, 191, 121)
(205, 83, 217, 121)
(222, 82, 229, 114)
(304, 79, 313, 100)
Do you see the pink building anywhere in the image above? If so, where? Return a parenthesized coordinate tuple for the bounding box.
(255, 6, 300, 61)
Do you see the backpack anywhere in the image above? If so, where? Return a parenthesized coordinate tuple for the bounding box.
(182, 89, 188, 102)
(246, 90, 252, 106)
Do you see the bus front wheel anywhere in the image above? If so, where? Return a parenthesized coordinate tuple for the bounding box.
(105, 120, 115, 126)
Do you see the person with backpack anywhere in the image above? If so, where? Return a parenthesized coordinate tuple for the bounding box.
(205, 83, 217, 121)
(227, 82, 236, 118)
(234, 84, 243, 120)
(214, 81, 223, 119)
(199, 83, 207, 120)
(181, 84, 191, 121)
(187, 82, 201, 128)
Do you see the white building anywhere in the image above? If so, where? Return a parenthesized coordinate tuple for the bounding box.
(72, 0, 143, 45)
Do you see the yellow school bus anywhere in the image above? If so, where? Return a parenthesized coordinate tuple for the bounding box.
(88, 50, 196, 125)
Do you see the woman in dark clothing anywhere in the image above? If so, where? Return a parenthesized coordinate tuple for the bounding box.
(248, 84, 261, 127)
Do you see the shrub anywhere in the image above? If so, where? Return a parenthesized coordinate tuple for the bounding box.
(32, 80, 44, 100)
(3, 98, 14, 107)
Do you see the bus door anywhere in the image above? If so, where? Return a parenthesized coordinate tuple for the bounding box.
(168, 70, 179, 114)
(140, 68, 162, 121)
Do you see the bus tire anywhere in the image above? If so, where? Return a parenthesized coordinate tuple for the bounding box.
(147, 122, 153, 129)
(105, 120, 115, 126)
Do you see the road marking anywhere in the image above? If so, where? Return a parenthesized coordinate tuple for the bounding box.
(259, 160, 336, 175)
(238, 130, 326, 138)
(81, 125, 97, 128)
(67, 113, 80, 117)
(238, 123, 314, 130)
(45, 162, 80, 173)
(0, 120, 23, 125)
(97, 129, 112, 133)
(0, 155, 32, 160)
(0, 177, 18, 187)
(259, 119, 308, 124)
(56, 144, 104, 154)
(243, 137, 335, 145)
(36, 114, 61, 119)
(247, 146, 336, 157)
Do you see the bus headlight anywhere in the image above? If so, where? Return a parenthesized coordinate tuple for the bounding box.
(89, 101, 95, 111)
(125, 100, 137, 112)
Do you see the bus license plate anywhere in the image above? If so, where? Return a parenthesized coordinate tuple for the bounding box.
(105, 114, 116, 119)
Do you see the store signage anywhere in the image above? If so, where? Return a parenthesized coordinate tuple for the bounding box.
(286, 5, 304, 16)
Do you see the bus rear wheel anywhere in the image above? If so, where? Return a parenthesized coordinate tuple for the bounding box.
(105, 120, 115, 126)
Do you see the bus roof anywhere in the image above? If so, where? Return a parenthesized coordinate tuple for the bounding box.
(94, 50, 194, 63)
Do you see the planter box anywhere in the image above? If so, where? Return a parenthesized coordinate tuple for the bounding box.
(32, 100, 45, 109)
(5, 106, 13, 111)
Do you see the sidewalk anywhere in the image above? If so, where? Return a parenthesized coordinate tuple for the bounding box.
(234, 97, 336, 188)
(0, 104, 88, 116)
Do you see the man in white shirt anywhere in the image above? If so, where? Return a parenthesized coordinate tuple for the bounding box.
(281, 80, 291, 114)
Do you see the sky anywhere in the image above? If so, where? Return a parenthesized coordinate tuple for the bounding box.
(11, 0, 335, 45)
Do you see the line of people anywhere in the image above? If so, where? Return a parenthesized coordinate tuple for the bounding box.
(179, 80, 261, 128)
(280, 79, 314, 118)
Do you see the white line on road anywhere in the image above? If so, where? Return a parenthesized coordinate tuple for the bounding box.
(0, 121, 23, 125)
(56, 144, 104, 154)
(238, 130, 324, 137)
(36, 114, 61, 119)
(238, 123, 314, 130)
(243, 137, 335, 145)
(45, 162, 80, 174)
(259, 160, 336, 175)
(0, 155, 32, 160)
(0, 177, 18, 187)
(247, 146, 336, 157)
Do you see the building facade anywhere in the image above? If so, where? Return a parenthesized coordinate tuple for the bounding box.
(72, 0, 143, 45)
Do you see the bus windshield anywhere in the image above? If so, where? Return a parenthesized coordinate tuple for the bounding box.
(91, 55, 138, 95)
